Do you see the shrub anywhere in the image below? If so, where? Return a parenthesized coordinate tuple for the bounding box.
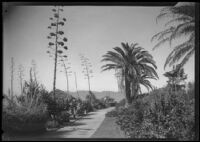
(2, 71, 49, 134)
(3, 101, 48, 134)
(106, 109, 119, 117)
(45, 120, 60, 129)
(113, 85, 195, 140)
(56, 111, 70, 125)
(116, 98, 126, 108)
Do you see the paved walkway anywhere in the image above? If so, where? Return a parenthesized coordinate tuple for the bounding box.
(40, 107, 115, 138)
(91, 117, 126, 138)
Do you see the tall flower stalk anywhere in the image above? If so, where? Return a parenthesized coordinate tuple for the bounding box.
(46, 6, 68, 101)
(18, 64, 24, 95)
(80, 54, 93, 92)
(59, 56, 72, 93)
(10, 57, 14, 100)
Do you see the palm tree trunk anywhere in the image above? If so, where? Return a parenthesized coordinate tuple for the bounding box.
(131, 82, 137, 102)
(124, 68, 131, 107)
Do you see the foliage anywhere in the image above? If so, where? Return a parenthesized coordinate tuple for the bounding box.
(2, 68, 50, 134)
(151, 2, 195, 68)
(45, 120, 60, 129)
(101, 96, 116, 107)
(164, 64, 187, 92)
(101, 42, 158, 106)
(85, 91, 108, 110)
(107, 83, 195, 140)
(56, 111, 70, 125)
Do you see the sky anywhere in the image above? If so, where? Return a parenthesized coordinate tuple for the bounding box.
(3, 4, 195, 95)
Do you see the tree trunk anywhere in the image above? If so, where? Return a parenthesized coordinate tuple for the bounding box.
(124, 68, 131, 107)
(131, 82, 137, 102)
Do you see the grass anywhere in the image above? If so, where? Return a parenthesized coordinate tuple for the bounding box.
(91, 117, 126, 138)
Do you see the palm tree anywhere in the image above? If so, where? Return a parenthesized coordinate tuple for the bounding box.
(151, 2, 195, 69)
(101, 42, 158, 106)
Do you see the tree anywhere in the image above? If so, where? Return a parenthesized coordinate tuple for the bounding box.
(18, 64, 25, 95)
(115, 68, 124, 93)
(101, 42, 158, 106)
(151, 2, 195, 69)
(164, 63, 187, 92)
(80, 54, 94, 92)
(46, 6, 68, 101)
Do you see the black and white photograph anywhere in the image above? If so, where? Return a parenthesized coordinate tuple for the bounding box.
(2, 2, 199, 141)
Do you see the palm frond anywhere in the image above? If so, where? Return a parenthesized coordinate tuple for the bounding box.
(170, 21, 194, 43)
(164, 16, 193, 27)
(151, 27, 174, 42)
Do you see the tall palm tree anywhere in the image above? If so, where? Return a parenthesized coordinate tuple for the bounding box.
(101, 42, 158, 106)
(151, 2, 195, 69)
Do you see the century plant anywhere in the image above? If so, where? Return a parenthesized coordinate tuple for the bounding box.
(18, 64, 25, 95)
(151, 2, 195, 69)
(101, 42, 158, 106)
(80, 54, 94, 92)
(46, 6, 68, 101)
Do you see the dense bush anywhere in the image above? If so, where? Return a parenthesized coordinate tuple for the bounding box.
(45, 120, 60, 129)
(3, 96, 48, 134)
(116, 98, 126, 108)
(85, 91, 107, 110)
(2, 70, 50, 134)
(56, 111, 70, 125)
(107, 84, 195, 140)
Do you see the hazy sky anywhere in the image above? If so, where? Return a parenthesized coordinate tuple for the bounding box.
(3, 5, 195, 95)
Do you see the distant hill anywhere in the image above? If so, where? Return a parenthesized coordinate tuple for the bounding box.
(68, 90, 124, 102)
(49, 89, 124, 102)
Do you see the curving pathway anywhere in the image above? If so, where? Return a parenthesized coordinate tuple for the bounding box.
(40, 107, 115, 138)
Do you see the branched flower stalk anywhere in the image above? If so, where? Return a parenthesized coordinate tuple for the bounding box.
(10, 57, 14, 100)
(80, 54, 94, 92)
(18, 64, 24, 95)
(46, 6, 68, 101)
(59, 56, 72, 93)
